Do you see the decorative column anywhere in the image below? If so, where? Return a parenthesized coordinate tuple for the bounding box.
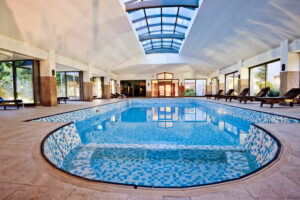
(39, 49, 57, 106)
(237, 60, 248, 93)
(103, 77, 111, 99)
(146, 79, 152, 97)
(206, 77, 212, 95)
(239, 67, 249, 93)
(116, 80, 121, 94)
(83, 65, 93, 102)
(218, 74, 225, 93)
(280, 40, 300, 95)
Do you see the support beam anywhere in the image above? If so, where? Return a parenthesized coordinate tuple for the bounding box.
(136, 23, 187, 31)
(139, 33, 185, 41)
(145, 48, 179, 54)
(126, 0, 199, 12)
(0, 34, 48, 60)
(143, 41, 181, 47)
(132, 14, 191, 24)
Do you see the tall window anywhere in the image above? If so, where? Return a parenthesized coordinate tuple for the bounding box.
(225, 72, 238, 95)
(211, 77, 218, 95)
(184, 80, 196, 96)
(0, 61, 14, 100)
(92, 77, 102, 98)
(184, 79, 207, 96)
(56, 71, 82, 99)
(15, 61, 34, 103)
(249, 60, 280, 97)
(196, 79, 207, 96)
(249, 66, 265, 96)
(0, 60, 35, 104)
(111, 79, 116, 94)
(266, 61, 280, 96)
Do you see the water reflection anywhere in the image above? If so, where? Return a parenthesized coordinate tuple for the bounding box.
(76, 105, 250, 146)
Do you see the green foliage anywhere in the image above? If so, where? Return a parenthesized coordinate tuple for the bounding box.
(185, 88, 195, 96)
(0, 62, 13, 98)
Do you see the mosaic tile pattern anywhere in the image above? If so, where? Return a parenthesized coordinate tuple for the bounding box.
(40, 99, 293, 187)
(33, 101, 128, 123)
(62, 147, 253, 187)
(244, 125, 279, 167)
(43, 123, 81, 168)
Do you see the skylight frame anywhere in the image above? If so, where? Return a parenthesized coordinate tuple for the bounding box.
(123, 0, 199, 54)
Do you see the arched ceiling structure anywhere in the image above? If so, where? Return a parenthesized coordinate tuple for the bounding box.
(1, 0, 300, 75)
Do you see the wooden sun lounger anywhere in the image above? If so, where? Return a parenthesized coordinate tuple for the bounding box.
(237, 87, 270, 103)
(225, 88, 250, 102)
(217, 89, 234, 100)
(57, 97, 69, 104)
(0, 99, 23, 110)
(257, 88, 300, 108)
(206, 90, 223, 99)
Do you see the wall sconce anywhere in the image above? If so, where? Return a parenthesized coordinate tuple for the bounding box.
(281, 64, 286, 71)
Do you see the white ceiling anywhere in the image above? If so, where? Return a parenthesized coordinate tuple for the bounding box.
(181, 0, 300, 70)
(1, 0, 300, 74)
(0, 0, 144, 71)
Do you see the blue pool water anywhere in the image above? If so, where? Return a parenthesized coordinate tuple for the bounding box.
(41, 99, 299, 187)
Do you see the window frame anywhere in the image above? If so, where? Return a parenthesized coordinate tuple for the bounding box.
(184, 78, 207, 97)
(0, 59, 37, 105)
(248, 59, 280, 96)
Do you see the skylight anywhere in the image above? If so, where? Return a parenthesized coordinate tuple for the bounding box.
(123, 0, 199, 54)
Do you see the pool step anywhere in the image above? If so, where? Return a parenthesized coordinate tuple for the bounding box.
(225, 152, 249, 177)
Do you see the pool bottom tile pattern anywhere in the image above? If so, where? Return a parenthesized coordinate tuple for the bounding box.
(62, 146, 254, 187)
(41, 99, 286, 187)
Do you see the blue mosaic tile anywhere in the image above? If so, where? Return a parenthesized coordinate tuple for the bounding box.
(40, 99, 296, 187)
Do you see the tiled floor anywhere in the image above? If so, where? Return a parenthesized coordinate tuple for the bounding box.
(0, 98, 300, 200)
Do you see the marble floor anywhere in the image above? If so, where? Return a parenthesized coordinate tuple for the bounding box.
(0, 98, 300, 200)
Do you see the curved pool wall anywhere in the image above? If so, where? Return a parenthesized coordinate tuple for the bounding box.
(36, 99, 297, 188)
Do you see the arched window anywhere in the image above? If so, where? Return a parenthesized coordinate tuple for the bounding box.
(156, 72, 173, 79)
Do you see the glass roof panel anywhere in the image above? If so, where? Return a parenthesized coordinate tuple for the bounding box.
(162, 38, 172, 42)
(136, 29, 148, 35)
(145, 8, 160, 16)
(178, 7, 194, 18)
(123, 0, 199, 54)
(177, 18, 190, 27)
(173, 39, 183, 43)
(162, 17, 176, 24)
(133, 19, 147, 29)
(149, 26, 161, 32)
(162, 7, 178, 15)
(162, 25, 174, 31)
(128, 10, 145, 21)
(152, 39, 161, 43)
(147, 17, 161, 25)
(175, 26, 186, 33)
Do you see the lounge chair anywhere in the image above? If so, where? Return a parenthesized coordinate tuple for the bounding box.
(110, 93, 118, 98)
(57, 97, 69, 104)
(0, 97, 23, 110)
(206, 90, 223, 99)
(257, 88, 300, 108)
(225, 88, 250, 102)
(216, 89, 234, 100)
(237, 87, 270, 103)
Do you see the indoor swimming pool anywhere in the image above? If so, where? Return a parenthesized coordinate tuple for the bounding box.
(36, 99, 300, 188)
